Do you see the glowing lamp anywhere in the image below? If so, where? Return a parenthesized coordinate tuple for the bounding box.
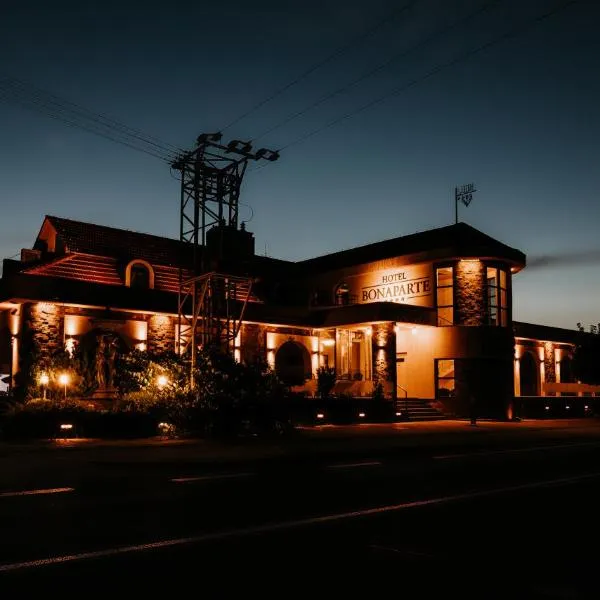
(358, 412, 366, 418)
(157, 375, 169, 388)
(60, 423, 73, 430)
(58, 373, 70, 386)
(321, 339, 335, 347)
(39, 373, 50, 386)
(316, 413, 325, 420)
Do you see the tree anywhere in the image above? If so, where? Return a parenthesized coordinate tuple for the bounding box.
(316, 366, 336, 399)
(573, 323, 600, 385)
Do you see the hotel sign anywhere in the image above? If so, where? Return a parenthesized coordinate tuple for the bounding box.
(347, 264, 433, 307)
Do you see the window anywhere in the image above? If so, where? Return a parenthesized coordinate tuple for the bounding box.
(436, 359, 455, 397)
(126, 260, 154, 290)
(487, 267, 508, 326)
(336, 328, 372, 381)
(335, 282, 350, 306)
(436, 266, 454, 326)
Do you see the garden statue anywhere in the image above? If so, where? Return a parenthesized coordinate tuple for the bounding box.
(95, 335, 107, 389)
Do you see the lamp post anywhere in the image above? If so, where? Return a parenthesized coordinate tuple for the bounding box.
(58, 372, 70, 401)
(157, 374, 169, 389)
(39, 373, 49, 400)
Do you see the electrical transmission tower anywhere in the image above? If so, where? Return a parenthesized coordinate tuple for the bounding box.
(171, 133, 279, 383)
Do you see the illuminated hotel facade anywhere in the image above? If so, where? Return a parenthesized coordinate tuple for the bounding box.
(0, 215, 593, 419)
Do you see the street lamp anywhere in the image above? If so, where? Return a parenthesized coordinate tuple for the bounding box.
(58, 372, 70, 401)
(39, 373, 49, 400)
(157, 374, 168, 389)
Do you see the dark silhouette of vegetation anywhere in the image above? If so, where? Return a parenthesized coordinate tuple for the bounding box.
(573, 323, 600, 385)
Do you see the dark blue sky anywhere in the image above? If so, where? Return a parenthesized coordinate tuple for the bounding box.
(1, 0, 599, 329)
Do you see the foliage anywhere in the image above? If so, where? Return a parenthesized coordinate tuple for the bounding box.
(0, 398, 156, 440)
(114, 349, 188, 397)
(572, 336, 600, 385)
(371, 381, 385, 402)
(316, 366, 336, 399)
(116, 348, 291, 438)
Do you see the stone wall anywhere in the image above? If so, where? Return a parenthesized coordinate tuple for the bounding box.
(371, 322, 396, 397)
(148, 314, 175, 353)
(28, 302, 64, 362)
(454, 260, 486, 326)
(544, 341, 556, 384)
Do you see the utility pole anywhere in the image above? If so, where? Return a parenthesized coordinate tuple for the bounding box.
(171, 133, 279, 385)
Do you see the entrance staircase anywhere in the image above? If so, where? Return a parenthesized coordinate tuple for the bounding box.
(395, 398, 447, 421)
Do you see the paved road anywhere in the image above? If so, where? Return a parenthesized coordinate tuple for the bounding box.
(2, 420, 600, 597)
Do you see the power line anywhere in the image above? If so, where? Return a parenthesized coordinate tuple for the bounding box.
(0, 75, 181, 162)
(277, 0, 582, 153)
(220, 0, 420, 133)
(253, 0, 501, 143)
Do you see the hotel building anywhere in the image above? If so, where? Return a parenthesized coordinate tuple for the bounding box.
(0, 215, 594, 419)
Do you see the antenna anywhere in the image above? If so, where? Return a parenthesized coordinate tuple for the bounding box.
(454, 183, 476, 224)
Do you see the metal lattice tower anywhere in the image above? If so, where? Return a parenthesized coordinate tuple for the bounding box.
(171, 133, 279, 382)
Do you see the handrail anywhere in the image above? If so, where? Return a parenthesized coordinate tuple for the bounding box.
(396, 385, 409, 420)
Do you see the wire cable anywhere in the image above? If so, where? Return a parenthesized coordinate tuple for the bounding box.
(277, 0, 582, 153)
(220, 0, 420, 133)
(0, 75, 182, 162)
(253, 0, 501, 143)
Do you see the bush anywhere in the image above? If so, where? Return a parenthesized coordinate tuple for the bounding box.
(0, 399, 158, 440)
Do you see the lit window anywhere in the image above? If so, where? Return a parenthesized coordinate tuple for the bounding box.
(336, 328, 372, 381)
(436, 266, 454, 326)
(436, 359, 455, 397)
(487, 267, 508, 326)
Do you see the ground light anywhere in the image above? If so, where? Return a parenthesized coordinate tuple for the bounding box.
(157, 375, 169, 389)
(58, 372, 70, 400)
(39, 373, 49, 399)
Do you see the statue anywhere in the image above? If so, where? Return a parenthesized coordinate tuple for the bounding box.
(106, 338, 119, 389)
(95, 335, 107, 389)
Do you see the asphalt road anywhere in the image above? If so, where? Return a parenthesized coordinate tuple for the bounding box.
(2, 420, 600, 598)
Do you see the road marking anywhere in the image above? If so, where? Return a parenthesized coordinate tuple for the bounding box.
(2, 471, 599, 573)
(0, 487, 74, 499)
(170, 472, 254, 483)
(434, 440, 600, 460)
(326, 461, 382, 470)
(369, 544, 435, 559)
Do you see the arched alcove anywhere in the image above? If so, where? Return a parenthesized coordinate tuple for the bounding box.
(275, 341, 311, 386)
(520, 351, 539, 396)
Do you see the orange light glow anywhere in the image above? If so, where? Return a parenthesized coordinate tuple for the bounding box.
(157, 375, 169, 388)
(316, 413, 325, 419)
(321, 339, 335, 347)
(58, 373, 70, 386)
(39, 373, 49, 386)
(358, 412, 366, 418)
(60, 423, 73, 430)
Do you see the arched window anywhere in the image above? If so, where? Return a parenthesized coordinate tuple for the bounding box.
(335, 282, 350, 306)
(126, 260, 154, 290)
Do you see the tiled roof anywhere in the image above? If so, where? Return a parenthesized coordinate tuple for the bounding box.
(296, 222, 526, 273)
(24, 253, 189, 293)
(45, 215, 194, 268)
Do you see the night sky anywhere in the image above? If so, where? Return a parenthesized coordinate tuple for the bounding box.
(1, 0, 599, 330)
